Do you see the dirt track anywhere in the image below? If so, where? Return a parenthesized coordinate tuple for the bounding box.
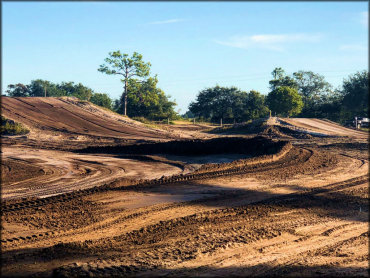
(1, 99, 369, 277)
(279, 118, 367, 139)
(1, 97, 181, 142)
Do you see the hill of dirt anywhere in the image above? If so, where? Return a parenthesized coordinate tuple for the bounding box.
(210, 117, 368, 140)
(0, 97, 178, 143)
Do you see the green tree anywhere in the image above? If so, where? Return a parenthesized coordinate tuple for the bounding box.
(57, 82, 93, 100)
(292, 71, 332, 116)
(340, 70, 369, 118)
(29, 80, 65, 97)
(243, 90, 270, 120)
(115, 76, 177, 120)
(189, 86, 245, 123)
(113, 76, 178, 120)
(98, 51, 151, 116)
(266, 86, 303, 117)
(5, 84, 30, 97)
(269, 67, 297, 91)
(182, 110, 194, 119)
(90, 93, 113, 109)
(188, 86, 266, 123)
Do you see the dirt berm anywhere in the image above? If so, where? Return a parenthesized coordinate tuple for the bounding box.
(0, 96, 174, 141)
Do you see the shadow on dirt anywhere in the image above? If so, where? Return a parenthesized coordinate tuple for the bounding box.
(1, 177, 367, 278)
(75, 136, 286, 157)
(111, 175, 369, 224)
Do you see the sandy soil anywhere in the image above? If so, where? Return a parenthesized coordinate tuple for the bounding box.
(1, 99, 369, 277)
(279, 118, 367, 138)
(1, 147, 187, 200)
(1, 96, 180, 142)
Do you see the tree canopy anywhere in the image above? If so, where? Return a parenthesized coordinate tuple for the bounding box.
(98, 51, 151, 116)
(266, 86, 303, 117)
(5, 80, 94, 100)
(113, 76, 177, 120)
(292, 70, 332, 116)
(340, 71, 369, 118)
(189, 86, 269, 123)
(90, 93, 112, 109)
(269, 67, 298, 91)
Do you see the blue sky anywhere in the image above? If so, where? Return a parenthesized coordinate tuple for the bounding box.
(2, 1, 368, 113)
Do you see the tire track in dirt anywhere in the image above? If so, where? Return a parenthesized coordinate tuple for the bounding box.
(1, 142, 293, 212)
(2, 141, 368, 277)
(2, 172, 367, 250)
(49, 180, 367, 278)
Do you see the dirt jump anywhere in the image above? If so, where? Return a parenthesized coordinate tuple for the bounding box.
(1, 98, 368, 277)
(278, 117, 367, 138)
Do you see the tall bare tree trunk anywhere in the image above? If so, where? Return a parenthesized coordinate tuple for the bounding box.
(124, 69, 128, 116)
(124, 80, 128, 116)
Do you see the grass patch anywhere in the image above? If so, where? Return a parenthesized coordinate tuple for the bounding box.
(1, 116, 29, 135)
(131, 116, 152, 124)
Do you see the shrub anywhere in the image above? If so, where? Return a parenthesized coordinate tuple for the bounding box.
(1, 116, 29, 135)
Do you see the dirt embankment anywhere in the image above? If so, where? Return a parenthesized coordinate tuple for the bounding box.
(0, 96, 179, 143)
(210, 117, 369, 140)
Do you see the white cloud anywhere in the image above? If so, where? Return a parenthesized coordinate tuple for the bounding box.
(360, 11, 368, 27)
(339, 44, 367, 51)
(215, 33, 322, 51)
(148, 18, 184, 25)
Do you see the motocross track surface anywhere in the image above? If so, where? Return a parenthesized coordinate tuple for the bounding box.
(0, 97, 176, 142)
(279, 118, 367, 138)
(1, 103, 369, 277)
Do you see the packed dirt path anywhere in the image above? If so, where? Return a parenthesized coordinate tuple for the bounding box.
(279, 118, 367, 138)
(1, 146, 186, 200)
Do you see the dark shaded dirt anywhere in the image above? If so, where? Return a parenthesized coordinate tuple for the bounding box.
(1, 159, 45, 184)
(76, 136, 286, 156)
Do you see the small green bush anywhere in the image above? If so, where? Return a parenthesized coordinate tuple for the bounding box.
(1, 116, 29, 135)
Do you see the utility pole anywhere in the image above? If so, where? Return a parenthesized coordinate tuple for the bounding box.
(44, 85, 47, 97)
(220, 118, 223, 127)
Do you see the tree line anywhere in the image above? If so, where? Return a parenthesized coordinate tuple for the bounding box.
(187, 68, 369, 124)
(5, 51, 178, 121)
(5, 80, 113, 109)
(4, 50, 368, 124)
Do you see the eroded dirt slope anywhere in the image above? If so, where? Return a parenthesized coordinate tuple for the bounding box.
(280, 118, 367, 138)
(1, 97, 176, 142)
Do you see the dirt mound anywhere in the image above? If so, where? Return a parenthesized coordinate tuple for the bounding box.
(0, 97, 175, 141)
(210, 120, 314, 139)
(279, 118, 368, 138)
(261, 125, 313, 139)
